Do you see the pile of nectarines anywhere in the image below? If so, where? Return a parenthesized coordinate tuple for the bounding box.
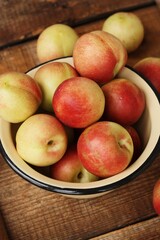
(0, 11, 160, 213)
(0, 30, 145, 183)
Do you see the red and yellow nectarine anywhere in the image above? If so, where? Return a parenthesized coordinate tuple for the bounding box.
(73, 30, 127, 84)
(102, 78, 145, 125)
(77, 121, 134, 178)
(52, 76, 105, 128)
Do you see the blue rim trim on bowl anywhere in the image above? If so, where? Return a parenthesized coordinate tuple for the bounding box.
(0, 59, 160, 196)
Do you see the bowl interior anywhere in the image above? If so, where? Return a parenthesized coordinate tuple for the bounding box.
(0, 57, 160, 197)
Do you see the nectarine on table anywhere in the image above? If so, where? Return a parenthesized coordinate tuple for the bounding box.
(153, 178, 160, 215)
(102, 12, 144, 53)
(134, 57, 160, 93)
(37, 24, 79, 63)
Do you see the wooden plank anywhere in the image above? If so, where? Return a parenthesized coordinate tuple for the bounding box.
(0, 153, 160, 239)
(0, 0, 155, 48)
(0, 5, 159, 73)
(91, 217, 160, 239)
(0, 212, 9, 240)
(0, 3, 160, 240)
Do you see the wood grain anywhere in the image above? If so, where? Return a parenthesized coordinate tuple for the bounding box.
(0, 0, 155, 48)
(91, 217, 160, 240)
(0, 5, 160, 74)
(0, 153, 160, 239)
(0, 212, 9, 240)
(0, 1, 160, 239)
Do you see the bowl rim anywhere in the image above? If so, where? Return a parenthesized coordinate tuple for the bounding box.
(0, 56, 160, 196)
(1, 138, 160, 195)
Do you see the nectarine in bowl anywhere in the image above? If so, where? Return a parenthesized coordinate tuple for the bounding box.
(0, 57, 160, 199)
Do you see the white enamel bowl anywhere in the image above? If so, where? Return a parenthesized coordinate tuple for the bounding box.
(0, 57, 160, 199)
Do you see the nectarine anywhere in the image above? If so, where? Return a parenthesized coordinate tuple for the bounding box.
(34, 61, 78, 112)
(102, 78, 145, 125)
(102, 12, 144, 53)
(37, 24, 79, 63)
(51, 145, 99, 183)
(77, 121, 134, 178)
(52, 76, 105, 128)
(73, 30, 127, 84)
(16, 114, 68, 166)
(153, 178, 160, 215)
(134, 57, 160, 93)
(0, 71, 42, 123)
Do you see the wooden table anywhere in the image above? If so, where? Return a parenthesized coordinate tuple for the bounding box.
(0, 0, 160, 239)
